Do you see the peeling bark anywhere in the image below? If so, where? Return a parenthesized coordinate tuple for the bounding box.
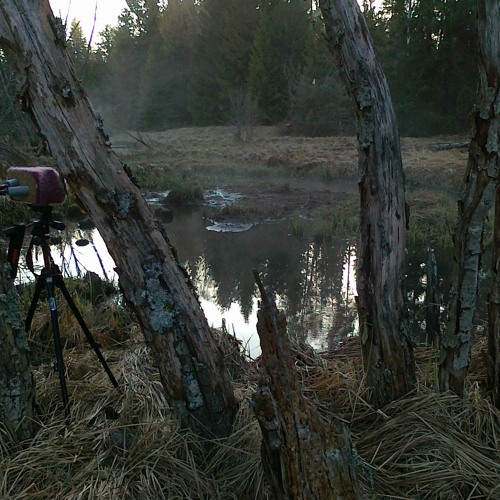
(489, 186, 500, 407)
(439, 0, 499, 396)
(319, 0, 414, 406)
(252, 272, 362, 499)
(0, 247, 35, 441)
(0, 0, 236, 438)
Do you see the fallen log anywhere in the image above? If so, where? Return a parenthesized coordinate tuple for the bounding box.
(429, 141, 469, 151)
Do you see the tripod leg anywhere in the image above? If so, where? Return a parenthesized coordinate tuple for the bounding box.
(25, 274, 46, 333)
(46, 276, 71, 421)
(55, 276, 119, 389)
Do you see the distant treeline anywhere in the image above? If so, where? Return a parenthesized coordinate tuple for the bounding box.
(2, 0, 478, 139)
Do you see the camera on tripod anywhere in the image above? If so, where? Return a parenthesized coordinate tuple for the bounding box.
(1, 166, 119, 421)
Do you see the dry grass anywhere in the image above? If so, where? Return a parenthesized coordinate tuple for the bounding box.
(304, 338, 499, 499)
(1, 334, 498, 499)
(2, 128, 494, 498)
(1, 342, 265, 499)
(113, 126, 468, 190)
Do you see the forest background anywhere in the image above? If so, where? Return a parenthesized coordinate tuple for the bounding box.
(0, 0, 479, 143)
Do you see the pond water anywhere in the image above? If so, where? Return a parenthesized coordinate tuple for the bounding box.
(15, 191, 489, 358)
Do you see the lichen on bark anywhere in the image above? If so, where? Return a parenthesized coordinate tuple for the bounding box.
(0, 259, 35, 440)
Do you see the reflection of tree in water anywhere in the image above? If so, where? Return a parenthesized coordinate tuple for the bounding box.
(200, 223, 302, 322)
(168, 209, 356, 344)
(21, 204, 486, 348)
(166, 208, 476, 349)
(290, 239, 357, 350)
(190, 257, 217, 304)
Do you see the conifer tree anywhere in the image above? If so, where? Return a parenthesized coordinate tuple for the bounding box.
(189, 0, 260, 125)
(248, 0, 311, 124)
(139, 0, 198, 129)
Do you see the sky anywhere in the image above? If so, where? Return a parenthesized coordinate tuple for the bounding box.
(48, 0, 128, 45)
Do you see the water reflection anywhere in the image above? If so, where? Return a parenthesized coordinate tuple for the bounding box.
(167, 209, 362, 355)
(15, 227, 116, 285)
(14, 203, 488, 357)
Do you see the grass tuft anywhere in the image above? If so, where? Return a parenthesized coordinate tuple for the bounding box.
(1, 332, 498, 499)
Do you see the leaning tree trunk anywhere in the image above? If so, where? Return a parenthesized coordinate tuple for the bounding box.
(319, 0, 414, 406)
(252, 272, 362, 499)
(489, 186, 500, 408)
(0, 0, 236, 438)
(439, 0, 499, 397)
(484, 0, 500, 410)
(0, 245, 35, 441)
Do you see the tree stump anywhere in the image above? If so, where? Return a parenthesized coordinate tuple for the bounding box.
(252, 271, 362, 499)
(319, 0, 415, 407)
(439, 0, 499, 396)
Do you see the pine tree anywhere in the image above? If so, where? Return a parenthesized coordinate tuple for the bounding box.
(139, 0, 199, 129)
(248, 0, 312, 124)
(189, 0, 260, 125)
(377, 0, 477, 135)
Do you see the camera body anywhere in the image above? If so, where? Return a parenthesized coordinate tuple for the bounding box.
(2, 166, 66, 205)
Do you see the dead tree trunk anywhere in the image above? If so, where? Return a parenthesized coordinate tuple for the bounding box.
(489, 186, 500, 408)
(319, 0, 414, 406)
(252, 272, 362, 499)
(0, 0, 236, 438)
(439, 0, 499, 397)
(0, 246, 35, 441)
(484, 0, 499, 408)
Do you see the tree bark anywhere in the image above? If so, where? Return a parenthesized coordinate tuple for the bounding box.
(0, 245, 35, 441)
(439, 0, 499, 397)
(489, 186, 500, 407)
(319, 0, 414, 406)
(252, 272, 362, 499)
(0, 0, 236, 438)
(483, 0, 499, 408)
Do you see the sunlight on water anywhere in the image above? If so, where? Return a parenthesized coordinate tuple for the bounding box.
(17, 228, 117, 283)
(191, 255, 260, 357)
(60, 230, 117, 281)
(200, 296, 260, 358)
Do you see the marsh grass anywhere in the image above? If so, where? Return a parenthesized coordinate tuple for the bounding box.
(114, 127, 471, 247)
(291, 215, 307, 238)
(406, 189, 457, 247)
(313, 203, 360, 241)
(1, 334, 498, 499)
(289, 199, 360, 242)
(115, 127, 360, 191)
(116, 128, 467, 190)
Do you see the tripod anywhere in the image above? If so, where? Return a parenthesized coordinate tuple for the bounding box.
(22, 206, 119, 421)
